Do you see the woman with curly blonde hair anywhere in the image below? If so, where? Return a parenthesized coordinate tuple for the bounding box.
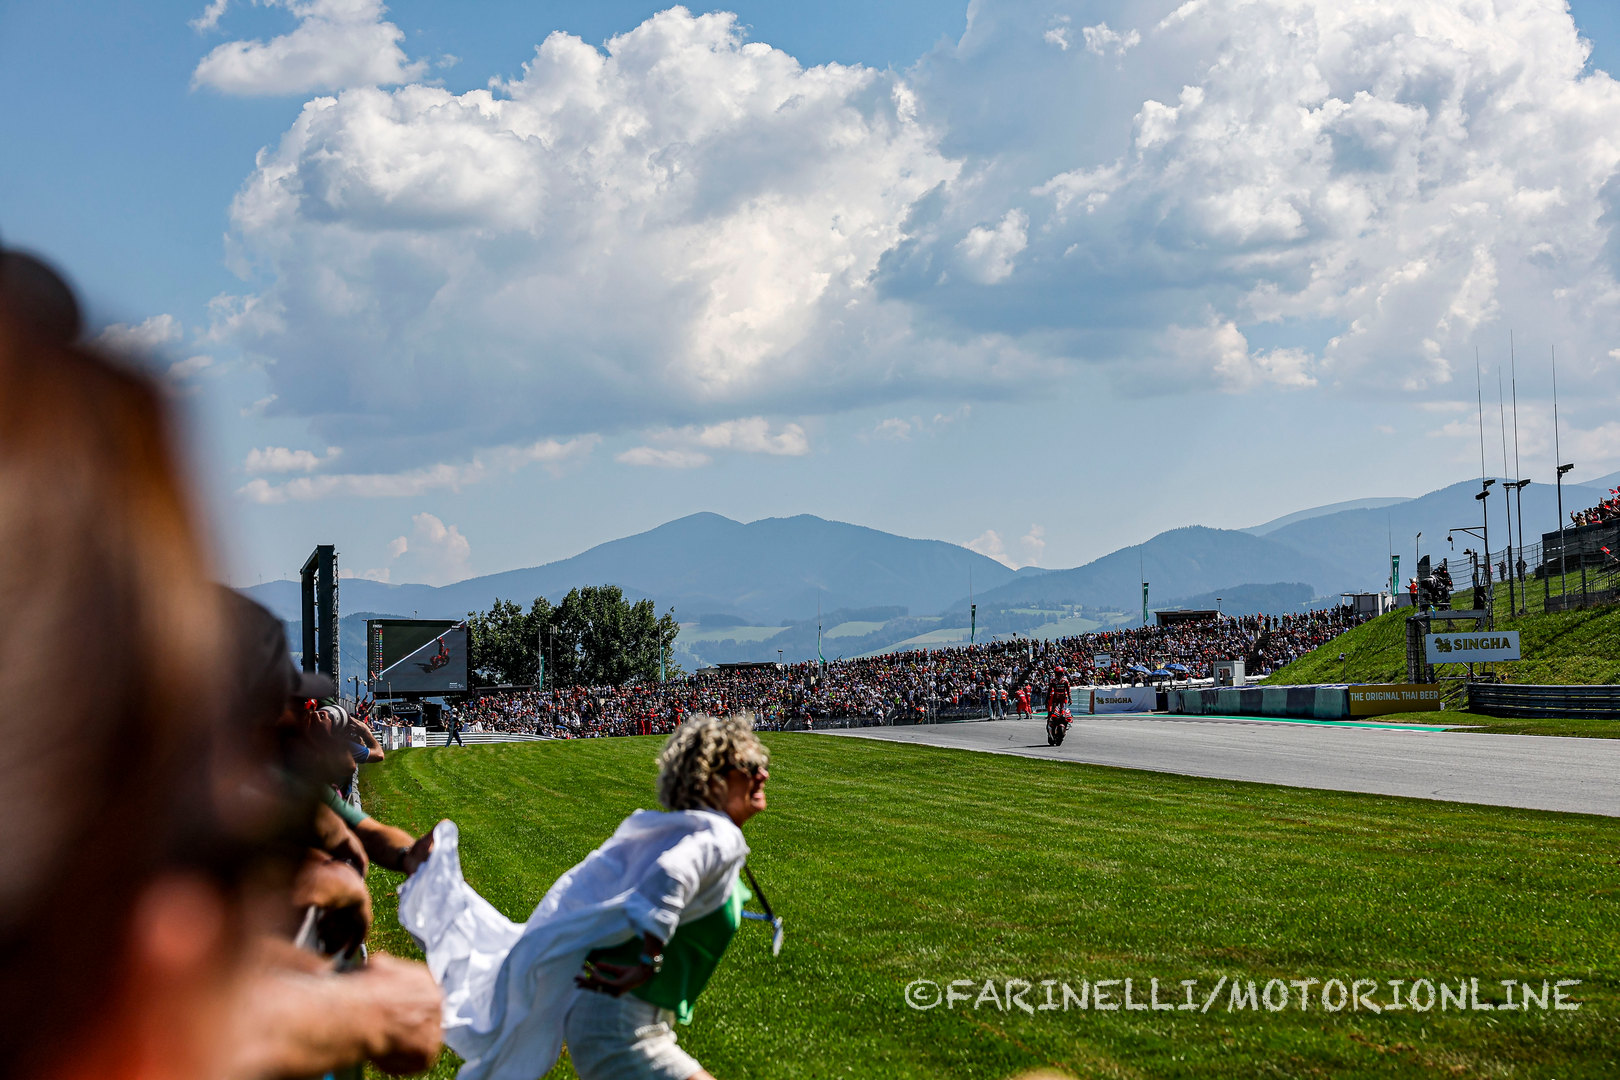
(401, 713, 772, 1080)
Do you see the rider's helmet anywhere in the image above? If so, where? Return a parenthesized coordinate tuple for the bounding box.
(1055, 666, 1066, 676)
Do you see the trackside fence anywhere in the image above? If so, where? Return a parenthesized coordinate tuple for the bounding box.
(1466, 683, 1620, 719)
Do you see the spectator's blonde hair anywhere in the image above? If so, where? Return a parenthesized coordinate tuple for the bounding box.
(656, 713, 769, 812)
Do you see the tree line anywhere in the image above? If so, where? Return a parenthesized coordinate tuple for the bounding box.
(466, 585, 681, 688)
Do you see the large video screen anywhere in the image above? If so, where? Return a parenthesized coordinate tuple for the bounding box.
(368, 619, 470, 695)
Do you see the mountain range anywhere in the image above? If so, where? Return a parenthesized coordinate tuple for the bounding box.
(247, 471, 1620, 671)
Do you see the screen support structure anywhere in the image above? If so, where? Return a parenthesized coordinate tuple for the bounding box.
(300, 545, 339, 687)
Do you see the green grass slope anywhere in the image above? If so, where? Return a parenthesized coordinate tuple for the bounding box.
(362, 737, 1619, 1079)
(1264, 593, 1620, 688)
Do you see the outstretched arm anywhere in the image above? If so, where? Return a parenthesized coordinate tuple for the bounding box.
(352, 816, 435, 875)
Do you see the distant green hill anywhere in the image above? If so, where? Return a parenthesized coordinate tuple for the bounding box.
(1266, 591, 1620, 688)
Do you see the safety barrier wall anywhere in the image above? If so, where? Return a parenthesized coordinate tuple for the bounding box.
(1466, 683, 1620, 719)
(1075, 686, 1158, 714)
(1167, 685, 1350, 720)
(381, 727, 555, 747)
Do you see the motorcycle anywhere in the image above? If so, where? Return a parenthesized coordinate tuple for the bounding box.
(416, 637, 452, 675)
(1045, 706, 1071, 746)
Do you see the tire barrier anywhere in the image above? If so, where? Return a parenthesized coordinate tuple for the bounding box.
(1466, 683, 1620, 719)
(1168, 685, 1350, 720)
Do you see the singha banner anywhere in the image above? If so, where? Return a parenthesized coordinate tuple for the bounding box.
(1424, 630, 1521, 664)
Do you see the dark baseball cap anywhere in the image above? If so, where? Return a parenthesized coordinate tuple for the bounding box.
(221, 588, 337, 727)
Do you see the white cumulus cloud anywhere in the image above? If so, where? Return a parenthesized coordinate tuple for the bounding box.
(215, 8, 957, 464)
(966, 529, 1013, 568)
(244, 445, 341, 473)
(374, 512, 471, 585)
(206, 0, 1620, 464)
(617, 447, 713, 469)
(955, 209, 1028, 284)
(966, 523, 1045, 569)
(1081, 22, 1140, 58)
(238, 435, 596, 502)
(1020, 523, 1046, 565)
(192, 0, 426, 96)
(617, 416, 809, 467)
(191, 0, 229, 32)
(897, 0, 1620, 417)
(94, 313, 183, 353)
(873, 417, 914, 440)
(689, 417, 809, 456)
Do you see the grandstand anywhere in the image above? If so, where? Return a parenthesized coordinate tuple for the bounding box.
(436, 606, 1371, 738)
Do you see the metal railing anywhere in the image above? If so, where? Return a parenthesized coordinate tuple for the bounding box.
(1426, 522, 1620, 618)
(1467, 683, 1620, 719)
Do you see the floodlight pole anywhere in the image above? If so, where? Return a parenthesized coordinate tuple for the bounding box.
(1508, 478, 1531, 614)
(1475, 481, 1495, 627)
(1500, 479, 1516, 617)
(1552, 344, 1569, 603)
(1556, 462, 1574, 603)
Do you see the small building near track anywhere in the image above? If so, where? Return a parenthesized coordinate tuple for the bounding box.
(1342, 592, 1391, 617)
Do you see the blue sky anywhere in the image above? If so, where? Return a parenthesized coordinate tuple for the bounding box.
(5, 0, 1620, 589)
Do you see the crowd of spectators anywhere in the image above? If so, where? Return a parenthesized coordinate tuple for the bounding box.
(445, 607, 1372, 738)
(1570, 488, 1619, 528)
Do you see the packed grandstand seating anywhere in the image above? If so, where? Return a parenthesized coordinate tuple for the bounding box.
(436, 607, 1371, 739)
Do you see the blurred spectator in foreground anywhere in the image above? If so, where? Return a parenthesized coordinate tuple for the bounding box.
(0, 251, 440, 1080)
(0, 287, 274, 1080)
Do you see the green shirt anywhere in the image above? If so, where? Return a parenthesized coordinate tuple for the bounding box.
(588, 876, 750, 1024)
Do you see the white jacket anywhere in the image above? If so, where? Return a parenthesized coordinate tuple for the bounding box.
(397, 809, 749, 1080)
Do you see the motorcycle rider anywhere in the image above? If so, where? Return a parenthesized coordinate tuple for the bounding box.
(1045, 667, 1072, 741)
(1045, 667, 1072, 714)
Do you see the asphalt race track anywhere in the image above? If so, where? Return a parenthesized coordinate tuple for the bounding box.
(818, 716, 1620, 817)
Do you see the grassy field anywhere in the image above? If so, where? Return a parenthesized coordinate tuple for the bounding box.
(362, 736, 1619, 1079)
(1264, 597, 1620, 689)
